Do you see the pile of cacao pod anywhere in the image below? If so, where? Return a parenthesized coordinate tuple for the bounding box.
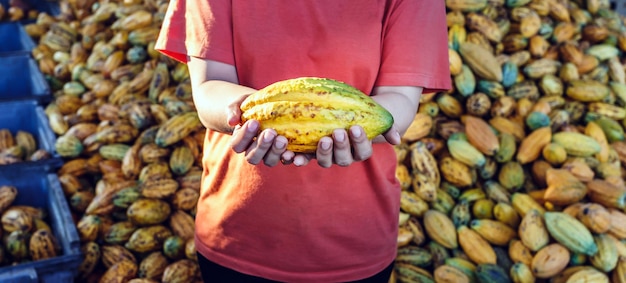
(391, 0, 626, 282)
(0, 0, 41, 22)
(0, 185, 61, 267)
(22, 0, 204, 282)
(0, 128, 52, 165)
(19, 0, 626, 282)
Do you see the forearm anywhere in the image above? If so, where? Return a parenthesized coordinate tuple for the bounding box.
(371, 86, 423, 143)
(192, 80, 256, 133)
(187, 57, 256, 134)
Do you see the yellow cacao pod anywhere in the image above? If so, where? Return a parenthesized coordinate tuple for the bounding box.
(458, 42, 503, 82)
(240, 77, 393, 153)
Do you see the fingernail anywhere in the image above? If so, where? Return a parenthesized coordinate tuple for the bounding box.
(247, 121, 258, 133)
(334, 131, 345, 142)
(350, 127, 362, 138)
(275, 139, 286, 149)
(264, 132, 275, 143)
(321, 141, 331, 150)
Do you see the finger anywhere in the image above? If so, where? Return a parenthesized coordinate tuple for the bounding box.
(280, 150, 295, 165)
(332, 129, 353, 167)
(263, 135, 288, 167)
(383, 124, 402, 145)
(315, 136, 334, 168)
(245, 129, 276, 165)
(349, 126, 373, 161)
(227, 95, 250, 127)
(227, 107, 241, 127)
(293, 154, 312, 167)
(231, 120, 259, 153)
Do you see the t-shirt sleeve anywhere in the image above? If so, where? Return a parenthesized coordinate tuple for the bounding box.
(376, 0, 452, 93)
(155, 0, 234, 64)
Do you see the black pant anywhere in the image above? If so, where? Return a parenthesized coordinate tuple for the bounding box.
(197, 252, 394, 283)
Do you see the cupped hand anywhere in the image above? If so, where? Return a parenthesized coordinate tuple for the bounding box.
(293, 124, 401, 168)
(227, 95, 295, 167)
(230, 120, 294, 166)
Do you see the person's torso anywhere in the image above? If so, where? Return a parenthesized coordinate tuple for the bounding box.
(195, 1, 403, 282)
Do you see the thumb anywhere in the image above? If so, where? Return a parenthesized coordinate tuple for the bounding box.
(227, 107, 242, 127)
(383, 125, 402, 145)
(227, 94, 252, 127)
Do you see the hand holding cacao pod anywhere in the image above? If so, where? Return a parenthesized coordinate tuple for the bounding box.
(239, 77, 394, 153)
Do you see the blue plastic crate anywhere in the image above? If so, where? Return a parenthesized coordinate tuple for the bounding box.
(0, 22, 35, 57)
(612, 0, 626, 15)
(0, 168, 82, 283)
(0, 56, 50, 104)
(0, 100, 62, 171)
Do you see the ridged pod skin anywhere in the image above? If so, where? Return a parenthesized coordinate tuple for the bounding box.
(403, 113, 432, 142)
(410, 141, 441, 188)
(475, 263, 511, 283)
(458, 42, 503, 81)
(395, 245, 433, 267)
(470, 219, 516, 246)
(28, 229, 59, 261)
(445, 0, 487, 12)
(423, 210, 458, 249)
(609, 209, 626, 239)
(543, 169, 587, 206)
(138, 251, 169, 280)
(494, 202, 520, 228)
(99, 260, 138, 283)
(0, 186, 17, 214)
(613, 256, 626, 283)
(447, 138, 486, 167)
(551, 132, 602, 157)
(101, 244, 137, 269)
(77, 242, 100, 280)
(518, 209, 549, 252)
(155, 112, 202, 148)
(577, 203, 612, 234)
(161, 259, 200, 283)
(516, 127, 552, 164)
(458, 225, 497, 265)
(566, 267, 610, 283)
(586, 179, 626, 210)
(439, 156, 475, 187)
(434, 264, 470, 283)
(544, 212, 598, 256)
(463, 115, 499, 156)
(444, 257, 476, 280)
(509, 239, 533, 267)
(240, 77, 394, 153)
(449, 48, 463, 76)
(127, 198, 171, 226)
(531, 243, 570, 278)
(510, 262, 535, 283)
(590, 233, 618, 272)
(400, 191, 428, 217)
(125, 225, 172, 253)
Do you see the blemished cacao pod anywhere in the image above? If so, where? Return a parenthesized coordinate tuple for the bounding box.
(28, 229, 59, 261)
(138, 251, 169, 280)
(101, 244, 137, 269)
(240, 77, 394, 153)
(161, 259, 200, 283)
(98, 260, 138, 283)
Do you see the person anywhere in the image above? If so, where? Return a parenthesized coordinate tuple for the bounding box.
(155, 1, 451, 282)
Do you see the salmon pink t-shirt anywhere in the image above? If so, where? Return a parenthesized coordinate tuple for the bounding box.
(156, 1, 450, 282)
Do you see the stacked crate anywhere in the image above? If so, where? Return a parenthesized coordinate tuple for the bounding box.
(0, 1, 82, 282)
